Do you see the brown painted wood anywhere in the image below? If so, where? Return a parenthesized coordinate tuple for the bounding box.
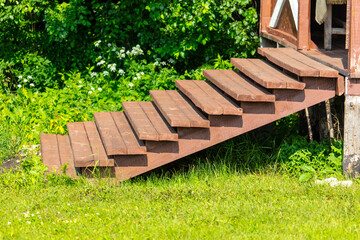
(258, 48, 338, 77)
(150, 90, 210, 128)
(40, 133, 61, 172)
(67, 122, 94, 166)
(122, 102, 159, 140)
(297, 0, 310, 50)
(57, 135, 76, 178)
(276, 0, 297, 38)
(123, 101, 178, 141)
(175, 80, 242, 115)
(94, 112, 127, 155)
(336, 75, 345, 96)
(111, 112, 147, 154)
(139, 102, 178, 141)
(260, 0, 272, 33)
(113, 77, 337, 181)
(348, 0, 360, 74)
(266, 27, 298, 46)
(231, 58, 306, 90)
(203, 69, 275, 102)
(83, 121, 114, 167)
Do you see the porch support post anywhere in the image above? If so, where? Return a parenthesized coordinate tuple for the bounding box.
(344, 0, 360, 177)
(297, 0, 310, 50)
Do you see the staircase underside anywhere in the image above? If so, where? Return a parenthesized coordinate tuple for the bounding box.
(40, 47, 342, 181)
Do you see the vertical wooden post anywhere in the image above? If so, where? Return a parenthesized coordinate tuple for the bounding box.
(348, 0, 360, 73)
(324, 4, 332, 50)
(297, 0, 311, 50)
(260, 0, 272, 33)
(344, 0, 360, 177)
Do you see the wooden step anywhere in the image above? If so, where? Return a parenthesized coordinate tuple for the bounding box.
(150, 90, 210, 128)
(123, 101, 178, 141)
(231, 58, 306, 90)
(258, 47, 338, 78)
(40, 133, 76, 177)
(175, 80, 243, 115)
(67, 122, 115, 167)
(203, 70, 275, 102)
(94, 112, 147, 155)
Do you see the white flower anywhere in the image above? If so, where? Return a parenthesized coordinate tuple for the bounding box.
(117, 52, 126, 59)
(29, 83, 34, 87)
(94, 40, 101, 47)
(26, 221, 31, 224)
(98, 56, 102, 59)
(18, 75, 23, 79)
(96, 213, 99, 215)
(78, 80, 82, 83)
(108, 43, 112, 47)
(23, 79, 28, 83)
(128, 82, 134, 87)
(98, 88, 102, 91)
(120, 48, 125, 53)
(28, 76, 32, 79)
(24, 212, 30, 218)
(90, 72, 98, 78)
(140, 72, 145, 75)
(154, 61, 160, 67)
(91, 87, 95, 91)
(108, 63, 117, 72)
(78, 85, 82, 88)
(118, 69, 125, 75)
(88, 91, 93, 94)
(168, 58, 175, 64)
(17, 84, 22, 88)
(133, 77, 138, 80)
(161, 61, 166, 66)
(97, 60, 106, 66)
(8, 222, 11, 225)
(103, 71, 109, 76)
(112, 47, 117, 52)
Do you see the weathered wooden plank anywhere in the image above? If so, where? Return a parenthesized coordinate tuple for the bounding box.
(175, 80, 227, 115)
(57, 135, 77, 178)
(150, 90, 191, 127)
(260, 0, 272, 33)
(166, 90, 210, 128)
(83, 121, 114, 166)
(324, 4, 332, 50)
(231, 58, 306, 90)
(297, 0, 311, 49)
(40, 133, 61, 172)
(67, 122, 94, 166)
(110, 112, 147, 154)
(203, 69, 275, 102)
(139, 102, 178, 141)
(94, 112, 127, 155)
(278, 48, 338, 77)
(343, 96, 360, 177)
(122, 102, 159, 141)
(348, 0, 360, 74)
(193, 81, 242, 115)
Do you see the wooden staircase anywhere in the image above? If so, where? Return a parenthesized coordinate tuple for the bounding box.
(40, 47, 341, 180)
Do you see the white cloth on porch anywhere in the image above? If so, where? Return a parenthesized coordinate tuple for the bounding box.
(315, 0, 347, 25)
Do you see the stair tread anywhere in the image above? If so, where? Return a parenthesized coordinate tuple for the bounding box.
(175, 80, 243, 115)
(123, 101, 178, 141)
(231, 58, 306, 90)
(57, 135, 77, 178)
(40, 133, 61, 172)
(67, 122, 94, 166)
(258, 47, 338, 78)
(150, 90, 210, 128)
(94, 112, 146, 155)
(203, 69, 275, 102)
(83, 121, 115, 166)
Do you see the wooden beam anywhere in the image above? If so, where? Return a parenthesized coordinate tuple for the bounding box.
(348, 0, 360, 73)
(324, 4, 332, 50)
(260, 0, 272, 33)
(297, 0, 311, 50)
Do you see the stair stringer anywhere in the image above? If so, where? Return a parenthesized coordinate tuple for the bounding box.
(114, 77, 336, 180)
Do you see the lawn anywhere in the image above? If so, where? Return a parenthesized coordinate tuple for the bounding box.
(0, 157, 358, 239)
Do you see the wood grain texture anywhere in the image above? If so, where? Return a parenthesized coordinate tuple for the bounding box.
(67, 122, 94, 166)
(83, 121, 114, 167)
(203, 69, 275, 102)
(40, 133, 61, 172)
(150, 90, 210, 128)
(57, 135, 77, 178)
(297, 0, 310, 49)
(123, 101, 178, 141)
(231, 58, 306, 90)
(258, 47, 338, 77)
(348, 0, 360, 74)
(175, 80, 242, 115)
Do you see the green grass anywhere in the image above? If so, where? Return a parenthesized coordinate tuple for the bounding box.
(0, 172, 359, 239)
